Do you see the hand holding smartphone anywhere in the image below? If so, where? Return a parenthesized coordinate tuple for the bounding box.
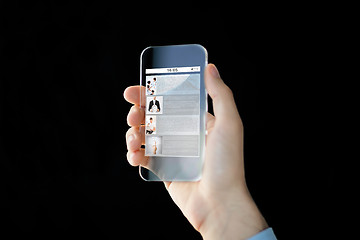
(140, 44, 208, 181)
(125, 54, 270, 239)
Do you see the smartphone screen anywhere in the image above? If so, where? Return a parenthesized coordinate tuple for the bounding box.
(144, 66, 201, 157)
(140, 44, 207, 181)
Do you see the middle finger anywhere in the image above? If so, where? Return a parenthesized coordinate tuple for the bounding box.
(126, 126, 145, 151)
(127, 105, 145, 126)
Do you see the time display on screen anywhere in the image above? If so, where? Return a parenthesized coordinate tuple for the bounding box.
(167, 68, 178, 72)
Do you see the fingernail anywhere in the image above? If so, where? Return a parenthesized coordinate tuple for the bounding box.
(210, 64, 221, 78)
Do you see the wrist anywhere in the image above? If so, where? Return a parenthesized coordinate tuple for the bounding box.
(199, 190, 268, 240)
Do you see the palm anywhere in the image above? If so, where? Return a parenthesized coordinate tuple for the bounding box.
(164, 126, 211, 231)
(165, 112, 244, 231)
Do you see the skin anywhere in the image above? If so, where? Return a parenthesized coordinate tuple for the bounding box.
(124, 64, 268, 240)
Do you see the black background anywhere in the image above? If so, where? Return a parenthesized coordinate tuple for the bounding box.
(1, 2, 337, 240)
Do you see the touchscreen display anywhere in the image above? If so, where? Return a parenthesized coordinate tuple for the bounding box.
(144, 66, 201, 157)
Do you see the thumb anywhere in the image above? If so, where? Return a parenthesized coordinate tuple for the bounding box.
(205, 64, 241, 122)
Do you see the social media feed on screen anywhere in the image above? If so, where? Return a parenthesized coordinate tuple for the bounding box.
(144, 66, 201, 157)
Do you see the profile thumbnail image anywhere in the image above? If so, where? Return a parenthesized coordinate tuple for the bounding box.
(145, 116, 156, 135)
(146, 96, 163, 114)
(146, 136, 162, 156)
(146, 77, 157, 95)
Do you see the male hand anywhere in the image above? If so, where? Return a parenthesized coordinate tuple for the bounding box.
(124, 64, 268, 240)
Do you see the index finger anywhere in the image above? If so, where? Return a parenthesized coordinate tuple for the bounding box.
(123, 86, 146, 106)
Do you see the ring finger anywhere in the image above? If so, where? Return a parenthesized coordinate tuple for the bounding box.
(126, 125, 145, 151)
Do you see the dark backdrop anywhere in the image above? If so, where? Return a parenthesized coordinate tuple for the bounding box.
(1, 2, 336, 240)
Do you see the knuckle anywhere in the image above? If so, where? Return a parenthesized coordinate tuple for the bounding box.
(223, 85, 233, 97)
(125, 126, 137, 140)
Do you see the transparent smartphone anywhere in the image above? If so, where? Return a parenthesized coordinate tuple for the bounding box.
(139, 44, 207, 181)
